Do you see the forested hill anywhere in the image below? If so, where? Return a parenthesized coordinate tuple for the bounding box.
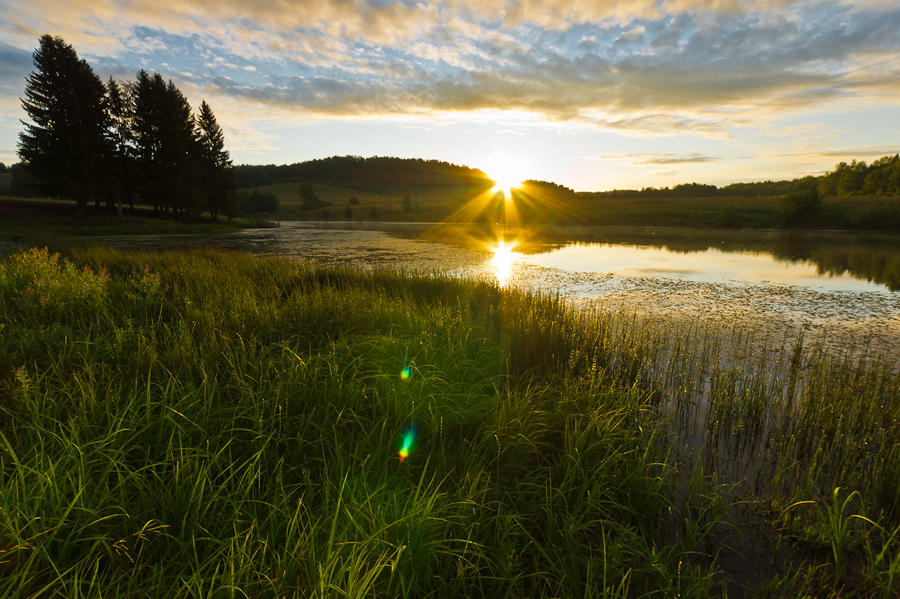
(580, 154, 900, 199)
(232, 153, 900, 198)
(233, 156, 491, 192)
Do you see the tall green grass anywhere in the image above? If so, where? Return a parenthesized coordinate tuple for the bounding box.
(0, 247, 897, 596)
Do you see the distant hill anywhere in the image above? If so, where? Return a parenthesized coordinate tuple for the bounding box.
(235, 153, 899, 201)
(233, 156, 492, 193)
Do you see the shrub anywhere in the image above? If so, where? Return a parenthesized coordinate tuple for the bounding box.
(236, 189, 279, 215)
(782, 189, 821, 228)
(0, 247, 109, 321)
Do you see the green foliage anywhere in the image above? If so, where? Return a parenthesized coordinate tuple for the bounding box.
(18, 35, 107, 207)
(8, 163, 39, 197)
(298, 181, 323, 210)
(15, 35, 234, 222)
(103, 76, 135, 213)
(820, 156, 900, 198)
(0, 247, 898, 596)
(233, 155, 491, 192)
(0, 247, 108, 322)
(782, 189, 822, 228)
(236, 188, 279, 214)
(196, 100, 234, 221)
(131, 70, 202, 217)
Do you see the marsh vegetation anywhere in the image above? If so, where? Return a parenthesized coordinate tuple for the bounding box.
(1, 247, 898, 597)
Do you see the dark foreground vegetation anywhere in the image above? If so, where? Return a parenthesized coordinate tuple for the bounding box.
(1, 247, 898, 597)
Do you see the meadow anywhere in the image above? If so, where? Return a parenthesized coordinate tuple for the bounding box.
(1, 246, 898, 597)
(0, 198, 272, 256)
(241, 178, 900, 232)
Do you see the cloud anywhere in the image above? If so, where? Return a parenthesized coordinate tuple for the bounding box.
(0, 42, 33, 95)
(593, 152, 721, 164)
(776, 146, 899, 159)
(0, 0, 898, 140)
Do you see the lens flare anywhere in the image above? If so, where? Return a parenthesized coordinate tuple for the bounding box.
(400, 366, 411, 380)
(398, 426, 417, 462)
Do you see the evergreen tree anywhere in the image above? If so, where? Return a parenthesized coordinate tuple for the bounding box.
(131, 70, 163, 213)
(196, 100, 234, 221)
(132, 71, 200, 217)
(299, 182, 319, 209)
(18, 34, 107, 207)
(104, 77, 135, 214)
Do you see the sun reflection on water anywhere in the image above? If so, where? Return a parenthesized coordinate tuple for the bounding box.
(491, 240, 521, 287)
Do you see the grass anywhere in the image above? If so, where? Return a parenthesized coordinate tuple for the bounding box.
(0, 246, 898, 597)
(240, 177, 900, 232)
(0, 197, 270, 255)
(246, 181, 467, 222)
(571, 194, 900, 231)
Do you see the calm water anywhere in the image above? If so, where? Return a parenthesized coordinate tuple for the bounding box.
(523, 243, 886, 292)
(96, 221, 900, 352)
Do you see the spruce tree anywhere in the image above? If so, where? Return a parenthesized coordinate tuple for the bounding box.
(105, 77, 134, 214)
(18, 34, 107, 207)
(196, 100, 234, 221)
(132, 71, 200, 217)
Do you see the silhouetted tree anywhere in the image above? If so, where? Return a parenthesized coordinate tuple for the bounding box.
(132, 71, 200, 217)
(236, 188, 278, 215)
(196, 100, 233, 221)
(9, 163, 39, 196)
(299, 182, 320, 209)
(18, 34, 107, 207)
(782, 189, 821, 228)
(104, 77, 134, 215)
(0, 162, 7, 174)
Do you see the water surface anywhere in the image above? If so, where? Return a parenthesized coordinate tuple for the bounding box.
(95, 221, 900, 357)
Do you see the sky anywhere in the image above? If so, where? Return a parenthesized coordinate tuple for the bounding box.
(0, 0, 898, 191)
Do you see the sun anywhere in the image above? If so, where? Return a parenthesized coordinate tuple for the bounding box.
(483, 154, 526, 195)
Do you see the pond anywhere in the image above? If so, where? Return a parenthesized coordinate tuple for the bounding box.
(97, 221, 900, 358)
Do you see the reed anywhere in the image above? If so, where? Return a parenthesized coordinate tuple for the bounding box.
(0, 246, 896, 596)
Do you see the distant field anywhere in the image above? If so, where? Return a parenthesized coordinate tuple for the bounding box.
(245, 178, 900, 231)
(244, 180, 473, 221)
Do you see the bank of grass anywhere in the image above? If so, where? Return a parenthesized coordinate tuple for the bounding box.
(0, 247, 898, 597)
(0, 197, 270, 254)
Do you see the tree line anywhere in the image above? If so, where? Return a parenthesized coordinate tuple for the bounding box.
(581, 155, 899, 200)
(16, 35, 234, 220)
(233, 156, 492, 192)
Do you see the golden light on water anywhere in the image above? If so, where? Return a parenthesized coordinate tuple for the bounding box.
(491, 240, 520, 287)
